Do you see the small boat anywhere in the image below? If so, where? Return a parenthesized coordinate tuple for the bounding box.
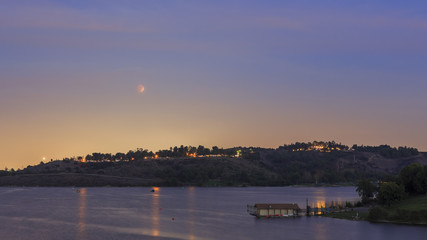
(247, 203, 301, 217)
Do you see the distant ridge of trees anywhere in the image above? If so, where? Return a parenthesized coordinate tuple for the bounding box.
(278, 141, 349, 152)
(75, 146, 262, 163)
(277, 141, 419, 158)
(2, 141, 421, 167)
(67, 142, 419, 164)
(351, 144, 418, 158)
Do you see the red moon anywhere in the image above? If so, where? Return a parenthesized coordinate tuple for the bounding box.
(138, 84, 145, 93)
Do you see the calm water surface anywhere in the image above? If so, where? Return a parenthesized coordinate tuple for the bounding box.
(0, 187, 425, 240)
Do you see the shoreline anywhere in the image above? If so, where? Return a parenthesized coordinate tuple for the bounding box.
(322, 205, 427, 226)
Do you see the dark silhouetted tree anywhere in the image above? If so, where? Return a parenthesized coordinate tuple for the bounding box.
(356, 179, 376, 203)
(377, 182, 406, 206)
(399, 163, 426, 195)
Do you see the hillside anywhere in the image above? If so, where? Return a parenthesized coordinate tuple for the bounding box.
(262, 150, 427, 184)
(1, 149, 426, 187)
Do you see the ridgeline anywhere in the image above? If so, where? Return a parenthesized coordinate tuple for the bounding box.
(1, 142, 426, 187)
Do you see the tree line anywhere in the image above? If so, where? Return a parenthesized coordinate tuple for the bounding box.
(356, 162, 427, 222)
(82, 146, 259, 162)
(352, 144, 418, 158)
(62, 142, 419, 163)
(278, 141, 349, 152)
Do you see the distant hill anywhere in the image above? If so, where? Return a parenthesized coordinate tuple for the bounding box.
(1, 153, 426, 187)
(1, 143, 426, 187)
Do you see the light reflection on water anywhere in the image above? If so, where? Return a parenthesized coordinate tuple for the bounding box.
(313, 188, 326, 209)
(151, 187, 160, 237)
(310, 188, 355, 212)
(77, 188, 87, 240)
(314, 221, 328, 240)
(187, 186, 196, 240)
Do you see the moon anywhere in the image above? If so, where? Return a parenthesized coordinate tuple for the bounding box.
(137, 84, 145, 93)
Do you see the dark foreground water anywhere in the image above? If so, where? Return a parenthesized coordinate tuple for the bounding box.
(0, 187, 425, 240)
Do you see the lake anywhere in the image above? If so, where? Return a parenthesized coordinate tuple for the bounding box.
(0, 187, 425, 239)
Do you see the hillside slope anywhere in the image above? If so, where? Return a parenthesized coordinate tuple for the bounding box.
(1, 152, 426, 187)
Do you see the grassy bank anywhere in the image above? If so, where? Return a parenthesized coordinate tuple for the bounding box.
(323, 209, 368, 221)
(368, 194, 427, 225)
(392, 194, 427, 212)
(323, 195, 427, 225)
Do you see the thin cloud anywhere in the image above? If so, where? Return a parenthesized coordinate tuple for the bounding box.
(0, 5, 151, 33)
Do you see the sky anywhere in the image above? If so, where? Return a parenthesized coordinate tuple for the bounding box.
(1, 0, 427, 169)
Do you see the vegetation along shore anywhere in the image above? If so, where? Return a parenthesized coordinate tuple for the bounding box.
(323, 162, 427, 225)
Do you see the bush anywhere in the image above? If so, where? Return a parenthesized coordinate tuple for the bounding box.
(394, 210, 426, 223)
(377, 182, 406, 206)
(398, 163, 426, 195)
(409, 211, 421, 223)
(368, 206, 388, 220)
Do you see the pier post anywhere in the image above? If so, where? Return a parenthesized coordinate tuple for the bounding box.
(306, 198, 309, 216)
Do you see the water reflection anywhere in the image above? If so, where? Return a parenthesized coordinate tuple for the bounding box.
(151, 187, 160, 237)
(329, 198, 343, 208)
(311, 188, 327, 240)
(187, 187, 196, 240)
(314, 222, 328, 240)
(77, 188, 87, 240)
(312, 188, 326, 215)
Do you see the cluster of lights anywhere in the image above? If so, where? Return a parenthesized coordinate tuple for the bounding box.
(77, 150, 243, 163)
(291, 145, 342, 152)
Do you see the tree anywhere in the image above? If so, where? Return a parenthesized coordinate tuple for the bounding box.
(377, 182, 406, 206)
(211, 146, 219, 155)
(356, 179, 376, 204)
(398, 163, 426, 195)
(197, 145, 204, 156)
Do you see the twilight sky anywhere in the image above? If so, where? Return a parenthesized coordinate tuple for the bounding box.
(1, 0, 427, 169)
